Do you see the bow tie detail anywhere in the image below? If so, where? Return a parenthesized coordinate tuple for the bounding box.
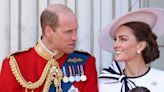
(99, 61, 136, 92)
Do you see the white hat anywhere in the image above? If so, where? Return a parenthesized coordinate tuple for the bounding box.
(99, 8, 164, 52)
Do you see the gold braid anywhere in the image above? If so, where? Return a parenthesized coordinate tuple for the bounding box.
(9, 55, 53, 91)
(42, 59, 55, 92)
(42, 59, 63, 92)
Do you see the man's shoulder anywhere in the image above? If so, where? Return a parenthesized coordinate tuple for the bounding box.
(7, 48, 32, 58)
(65, 50, 94, 64)
(73, 50, 92, 56)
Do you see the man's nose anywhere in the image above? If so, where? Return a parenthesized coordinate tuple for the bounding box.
(72, 31, 77, 41)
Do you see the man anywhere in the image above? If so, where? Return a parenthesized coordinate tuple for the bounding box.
(0, 4, 98, 92)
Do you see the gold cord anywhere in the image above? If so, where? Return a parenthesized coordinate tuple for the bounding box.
(42, 59, 63, 92)
(9, 55, 63, 92)
(9, 56, 53, 90)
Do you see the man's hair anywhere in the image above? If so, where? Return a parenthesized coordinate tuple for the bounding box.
(40, 4, 74, 35)
(40, 9, 58, 34)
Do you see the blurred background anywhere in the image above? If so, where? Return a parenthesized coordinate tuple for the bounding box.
(0, 0, 164, 74)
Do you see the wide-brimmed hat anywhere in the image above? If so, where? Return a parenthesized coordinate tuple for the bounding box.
(99, 8, 164, 52)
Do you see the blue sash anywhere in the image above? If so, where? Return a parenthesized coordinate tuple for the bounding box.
(49, 51, 90, 92)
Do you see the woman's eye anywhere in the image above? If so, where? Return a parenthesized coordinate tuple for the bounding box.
(114, 38, 117, 41)
(120, 38, 127, 41)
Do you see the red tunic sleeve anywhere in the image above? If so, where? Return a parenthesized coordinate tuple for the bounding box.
(0, 58, 22, 92)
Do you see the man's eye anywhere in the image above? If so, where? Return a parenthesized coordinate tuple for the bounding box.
(66, 30, 72, 34)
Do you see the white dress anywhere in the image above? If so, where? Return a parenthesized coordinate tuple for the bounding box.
(99, 61, 164, 92)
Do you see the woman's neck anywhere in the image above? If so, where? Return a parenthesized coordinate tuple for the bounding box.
(124, 59, 149, 77)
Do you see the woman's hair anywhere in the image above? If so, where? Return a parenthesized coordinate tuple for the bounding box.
(129, 86, 150, 92)
(122, 22, 159, 64)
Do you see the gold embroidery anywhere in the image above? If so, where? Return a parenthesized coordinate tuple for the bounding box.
(67, 57, 83, 63)
(34, 42, 53, 61)
(42, 59, 63, 92)
(34, 42, 64, 61)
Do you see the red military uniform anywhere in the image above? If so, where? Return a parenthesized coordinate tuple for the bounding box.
(0, 40, 98, 92)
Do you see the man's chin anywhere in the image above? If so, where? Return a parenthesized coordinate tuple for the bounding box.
(64, 49, 74, 54)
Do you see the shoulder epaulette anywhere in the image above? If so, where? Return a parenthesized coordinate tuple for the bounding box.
(74, 50, 92, 56)
(7, 48, 30, 59)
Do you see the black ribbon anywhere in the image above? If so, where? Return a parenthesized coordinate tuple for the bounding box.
(99, 61, 136, 92)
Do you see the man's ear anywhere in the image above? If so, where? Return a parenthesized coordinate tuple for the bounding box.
(137, 41, 147, 54)
(44, 26, 54, 37)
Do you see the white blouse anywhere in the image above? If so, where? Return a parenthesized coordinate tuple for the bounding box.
(99, 61, 164, 92)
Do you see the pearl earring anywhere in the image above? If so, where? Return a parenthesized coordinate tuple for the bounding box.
(137, 50, 141, 54)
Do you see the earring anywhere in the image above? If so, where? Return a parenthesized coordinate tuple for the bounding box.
(137, 50, 141, 54)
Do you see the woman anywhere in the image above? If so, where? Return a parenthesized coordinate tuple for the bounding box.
(98, 8, 164, 92)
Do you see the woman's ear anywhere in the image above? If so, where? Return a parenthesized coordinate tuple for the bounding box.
(137, 41, 147, 54)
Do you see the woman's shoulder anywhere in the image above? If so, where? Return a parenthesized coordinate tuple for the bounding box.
(149, 68, 164, 77)
(150, 68, 164, 74)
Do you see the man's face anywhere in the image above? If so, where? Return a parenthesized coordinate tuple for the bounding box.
(50, 13, 78, 54)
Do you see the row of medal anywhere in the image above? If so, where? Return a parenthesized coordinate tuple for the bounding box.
(62, 65, 87, 83)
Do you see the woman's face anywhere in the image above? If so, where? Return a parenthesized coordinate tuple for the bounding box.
(114, 25, 140, 62)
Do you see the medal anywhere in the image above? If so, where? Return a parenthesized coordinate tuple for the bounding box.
(69, 76, 74, 82)
(63, 76, 69, 83)
(75, 75, 81, 82)
(72, 65, 80, 82)
(80, 65, 87, 81)
(62, 66, 69, 83)
(80, 74, 87, 81)
(68, 66, 75, 82)
(74, 65, 80, 82)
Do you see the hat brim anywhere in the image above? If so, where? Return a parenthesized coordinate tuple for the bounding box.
(99, 8, 164, 52)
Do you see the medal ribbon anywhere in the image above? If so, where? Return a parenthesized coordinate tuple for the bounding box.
(62, 66, 67, 76)
(72, 66, 76, 76)
(68, 66, 73, 76)
(80, 65, 84, 75)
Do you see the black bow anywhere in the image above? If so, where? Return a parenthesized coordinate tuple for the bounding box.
(99, 61, 136, 92)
